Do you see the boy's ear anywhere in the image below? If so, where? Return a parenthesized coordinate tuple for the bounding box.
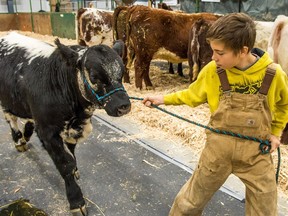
(240, 46, 249, 55)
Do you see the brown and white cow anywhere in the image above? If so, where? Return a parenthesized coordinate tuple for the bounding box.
(125, 5, 221, 89)
(113, 5, 183, 83)
(77, 8, 113, 47)
(188, 18, 216, 83)
(113, 6, 131, 83)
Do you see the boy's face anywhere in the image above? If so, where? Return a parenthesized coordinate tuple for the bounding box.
(209, 40, 242, 69)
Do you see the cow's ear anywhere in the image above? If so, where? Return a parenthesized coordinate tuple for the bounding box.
(54, 38, 78, 66)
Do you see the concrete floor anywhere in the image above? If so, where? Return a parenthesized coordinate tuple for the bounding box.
(0, 111, 246, 215)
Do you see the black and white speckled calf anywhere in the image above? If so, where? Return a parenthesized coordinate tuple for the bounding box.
(0, 32, 131, 215)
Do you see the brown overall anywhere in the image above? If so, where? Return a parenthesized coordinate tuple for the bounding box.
(169, 65, 278, 216)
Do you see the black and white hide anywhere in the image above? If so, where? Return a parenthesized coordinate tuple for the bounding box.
(0, 32, 131, 215)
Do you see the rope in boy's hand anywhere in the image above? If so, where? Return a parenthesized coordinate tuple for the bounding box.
(129, 96, 281, 183)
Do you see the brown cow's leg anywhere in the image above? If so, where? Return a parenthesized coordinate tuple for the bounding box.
(281, 123, 288, 144)
(141, 59, 153, 89)
(188, 57, 194, 83)
(169, 62, 175, 74)
(177, 63, 183, 76)
(134, 68, 143, 90)
(143, 72, 153, 89)
(134, 57, 145, 89)
(134, 55, 153, 89)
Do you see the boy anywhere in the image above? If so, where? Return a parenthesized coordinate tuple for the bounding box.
(142, 13, 288, 215)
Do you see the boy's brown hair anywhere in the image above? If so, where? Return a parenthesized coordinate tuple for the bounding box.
(206, 13, 256, 54)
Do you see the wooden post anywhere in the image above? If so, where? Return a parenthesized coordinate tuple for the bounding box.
(148, 0, 152, 8)
(50, 0, 57, 12)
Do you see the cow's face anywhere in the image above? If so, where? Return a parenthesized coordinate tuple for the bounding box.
(80, 44, 131, 117)
(55, 39, 131, 117)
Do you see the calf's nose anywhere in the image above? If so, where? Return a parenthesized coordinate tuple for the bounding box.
(117, 104, 131, 116)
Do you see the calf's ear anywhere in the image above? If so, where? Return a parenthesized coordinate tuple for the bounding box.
(54, 38, 78, 66)
(112, 39, 125, 58)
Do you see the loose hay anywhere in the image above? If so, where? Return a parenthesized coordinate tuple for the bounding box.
(0, 30, 287, 197)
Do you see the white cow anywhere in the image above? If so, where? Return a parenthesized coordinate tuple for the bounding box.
(267, 15, 288, 74)
(254, 21, 274, 51)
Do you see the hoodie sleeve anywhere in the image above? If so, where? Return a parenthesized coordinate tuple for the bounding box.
(269, 67, 288, 136)
(163, 65, 209, 107)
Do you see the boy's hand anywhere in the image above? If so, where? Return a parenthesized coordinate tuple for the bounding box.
(142, 95, 164, 107)
(269, 135, 281, 153)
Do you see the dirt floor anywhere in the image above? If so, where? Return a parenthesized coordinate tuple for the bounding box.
(0, 30, 287, 199)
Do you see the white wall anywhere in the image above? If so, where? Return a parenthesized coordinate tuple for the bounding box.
(0, 0, 50, 13)
(0, 0, 9, 13)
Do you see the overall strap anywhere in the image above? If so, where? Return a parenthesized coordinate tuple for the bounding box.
(259, 63, 277, 95)
(217, 67, 231, 92)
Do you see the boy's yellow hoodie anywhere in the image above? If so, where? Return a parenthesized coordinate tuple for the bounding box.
(164, 49, 288, 137)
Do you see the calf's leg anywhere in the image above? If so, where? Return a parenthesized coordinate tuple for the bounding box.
(38, 129, 87, 215)
(23, 120, 35, 142)
(3, 112, 33, 152)
(66, 143, 80, 179)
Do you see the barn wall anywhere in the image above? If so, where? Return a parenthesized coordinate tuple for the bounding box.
(0, 12, 76, 39)
(0, 14, 18, 31)
(16, 13, 33, 32)
(33, 13, 53, 35)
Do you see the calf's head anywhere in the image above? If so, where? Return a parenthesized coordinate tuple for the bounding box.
(55, 39, 131, 117)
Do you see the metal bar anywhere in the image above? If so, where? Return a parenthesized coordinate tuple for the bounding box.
(238, 0, 241, 12)
(29, 0, 34, 32)
(195, 0, 200, 13)
(14, 0, 18, 13)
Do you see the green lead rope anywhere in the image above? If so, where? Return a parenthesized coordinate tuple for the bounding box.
(130, 96, 281, 183)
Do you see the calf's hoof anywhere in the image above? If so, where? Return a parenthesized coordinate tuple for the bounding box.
(74, 169, 80, 180)
(15, 143, 28, 152)
(70, 205, 87, 216)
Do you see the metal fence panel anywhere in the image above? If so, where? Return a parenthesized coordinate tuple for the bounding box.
(50, 12, 76, 39)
